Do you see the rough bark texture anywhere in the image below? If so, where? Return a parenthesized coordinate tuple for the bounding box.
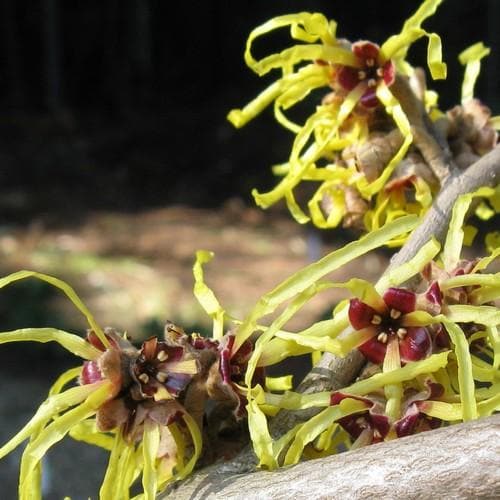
(167, 414, 500, 499)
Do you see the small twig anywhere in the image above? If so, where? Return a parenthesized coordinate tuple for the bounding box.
(390, 75, 455, 181)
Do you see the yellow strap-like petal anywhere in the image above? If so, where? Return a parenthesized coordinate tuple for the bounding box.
(142, 421, 160, 500)
(359, 83, 413, 196)
(342, 351, 449, 395)
(442, 321, 477, 420)
(283, 399, 367, 465)
(459, 42, 490, 103)
(418, 400, 463, 421)
(0, 328, 100, 361)
(19, 382, 112, 490)
(234, 214, 419, 352)
(193, 250, 226, 340)
(0, 270, 108, 348)
(0, 381, 104, 460)
(265, 375, 294, 392)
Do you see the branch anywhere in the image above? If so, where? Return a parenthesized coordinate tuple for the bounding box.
(389, 143, 500, 269)
(168, 414, 500, 499)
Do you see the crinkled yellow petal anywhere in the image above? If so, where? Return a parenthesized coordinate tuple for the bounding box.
(485, 232, 500, 254)
(0, 270, 108, 348)
(142, 421, 160, 500)
(376, 238, 441, 291)
(381, 29, 446, 80)
(442, 188, 495, 270)
(274, 65, 331, 132)
(441, 272, 500, 290)
(193, 250, 225, 340)
(228, 65, 330, 131)
(243, 12, 336, 72)
(253, 43, 356, 77)
(264, 390, 331, 411)
(342, 351, 449, 395)
(459, 42, 490, 103)
(401, 0, 443, 34)
(285, 190, 310, 224)
(253, 84, 365, 215)
(257, 338, 313, 367)
(382, 0, 444, 71)
(19, 459, 42, 500)
(175, 413, 202, 481)
(475, 201, 495, 221)
(336, 326, 377, 355)
(234, 214, 419, 352)
(258, 316, 350, 366)
(19, 381, 112, 489)
(380, 28, 426, 62)
(49, 367, 82, 396)
(273, 330, 342, 356)
(472, 247, 500, 274)
(426, 32, 447, 79)
(359, 84, 413, 196)
(442, 194, 472, 270)
(383, 337, 403, 420)
(308, 182, 346, 229)
(446, 305, 500, 326)
(100, 432, 130, 499)
(486, 326, 500, 370)
(69, 419, 114, 451)
(470, 355, 498, 383)
(442, 321, 477, 420)
(283, 399, 368, 465)
(119, 439, 139, 499)
(228, 80, 283, 128)
(247, 395, 277, 469)
(418, 400, 463, 421)
(469, 285, 500, 305)
(246, 282, 334, 388)
(0, 381, 104, 460)
(477, 392, 500, 417)
(0, 328, 100, 361)
(265, 375, 294, 392)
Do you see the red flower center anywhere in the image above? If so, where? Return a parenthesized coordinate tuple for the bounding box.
(335, 40, 395, 108)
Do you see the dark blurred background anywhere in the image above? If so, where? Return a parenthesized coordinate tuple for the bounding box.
(0, 1, 498, 498)
(0, 0, 498, 223)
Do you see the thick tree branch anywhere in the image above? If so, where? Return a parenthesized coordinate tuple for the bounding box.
(168, 414, 500, 499)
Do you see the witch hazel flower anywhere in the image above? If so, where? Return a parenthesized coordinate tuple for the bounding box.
(348, 287, 434, 364)
(227, 0, 447, 230)
(332, 40, 396, 109)
(331, 378, 444, 446)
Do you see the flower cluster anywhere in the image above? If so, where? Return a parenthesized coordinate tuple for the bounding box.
(0, 1, 498, 497)
(215, 189, 498, 469)
(0, 271, 259, 499)
(228, 0, 499, 241)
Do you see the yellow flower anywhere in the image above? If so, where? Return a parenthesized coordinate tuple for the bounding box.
(0, 272, 201, 500)
(228, 0, 447, 230)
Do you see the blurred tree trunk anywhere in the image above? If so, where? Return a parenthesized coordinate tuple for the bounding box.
(1, 0, 23, 106)
(42, 0, 62, 112)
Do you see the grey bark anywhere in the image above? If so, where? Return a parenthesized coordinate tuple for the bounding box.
(167, 414, 500, 499)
